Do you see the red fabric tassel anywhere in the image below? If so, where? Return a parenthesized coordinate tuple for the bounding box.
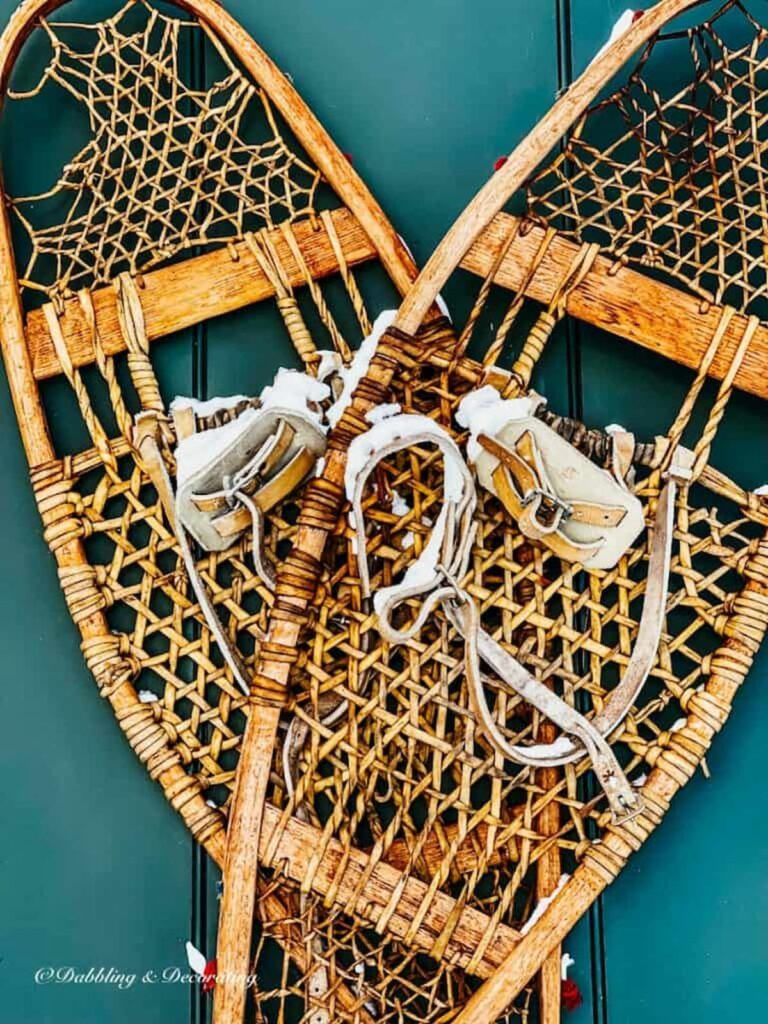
(494, 155, 508, 172)
(562, 978, 583, 1011)
(202, 959, 217, 993)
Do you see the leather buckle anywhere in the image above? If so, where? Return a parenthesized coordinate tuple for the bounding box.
(520, 486, 573, 538)
(521, 486, 573, 518)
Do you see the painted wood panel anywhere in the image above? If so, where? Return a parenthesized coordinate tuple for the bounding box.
(0, 1, 195, 1020)
(570, 3, 768, 1021)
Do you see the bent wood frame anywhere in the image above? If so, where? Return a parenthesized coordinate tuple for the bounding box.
(0, 0, 416, 461)
(221, 1, 768, 1022)
(0, 1, 417, 1021)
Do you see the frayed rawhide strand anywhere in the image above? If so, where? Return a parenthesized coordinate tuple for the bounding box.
(244, 229, 318, 369)
(78, 288, 133, 441)
(115, 272, 165, 413)
(81, 634, 139, 699)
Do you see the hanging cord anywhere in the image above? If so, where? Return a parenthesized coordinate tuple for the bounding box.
(689, 313, 759, 481)
(43, 301, 119, 478)
(456, 217, 527, 359)
(483, 225, 559, 370)
(279, 219, 352, 362)
(115, 272, 164, 413)
(320, 208, 372, 338)
(78, 288, 133, 441)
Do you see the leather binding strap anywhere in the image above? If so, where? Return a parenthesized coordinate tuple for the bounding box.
(480, 429, 627, 563)
(346, 413, 690, 824)
(458, 384, 646, 570)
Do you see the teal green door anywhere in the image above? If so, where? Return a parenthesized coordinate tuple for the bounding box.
(1, 3, 765, 1022)
(570, 6, 768, 1020)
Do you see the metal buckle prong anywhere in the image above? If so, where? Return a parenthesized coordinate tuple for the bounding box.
(521, 487, 573, 520)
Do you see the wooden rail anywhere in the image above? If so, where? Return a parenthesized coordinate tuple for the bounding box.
(24, 207, 378, 380)
(384, 816, 520, 875)
(260, 803, 521, 977)
(461, 213, 768, 401)
(28, 207, 768, 405)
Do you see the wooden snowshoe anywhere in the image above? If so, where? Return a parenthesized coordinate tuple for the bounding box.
(219, 2, 768, 1022)
(0, 2, 419, 1020)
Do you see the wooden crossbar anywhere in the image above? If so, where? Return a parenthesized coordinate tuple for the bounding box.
(260, 803, 520, 977)
(24, 207, 378, 381)
(460, 213, 768, 402)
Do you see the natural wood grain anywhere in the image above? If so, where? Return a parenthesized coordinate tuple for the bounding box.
(461, 213, 768, 402)
(25, 208, 378, 381)
(0, 198, 53, 462)
(383, 816, 520, 875)
(203, 822, 374, 1024)
(216, 709, 281, 1024)
(258, 803, 521, 977)
(516, 551, 562, 1024)
(535, 731, 563, 1024)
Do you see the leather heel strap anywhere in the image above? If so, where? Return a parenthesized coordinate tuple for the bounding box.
(449, 597, 640, 823)
(345, 415, 476, 637)
(345, 413, 654, 823)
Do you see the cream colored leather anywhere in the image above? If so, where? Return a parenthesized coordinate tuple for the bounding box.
(344, 413, 660, 825)
(134, 397, 327, 697)
(176, 407, 326, 554)
(471, 414, 645, 569)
